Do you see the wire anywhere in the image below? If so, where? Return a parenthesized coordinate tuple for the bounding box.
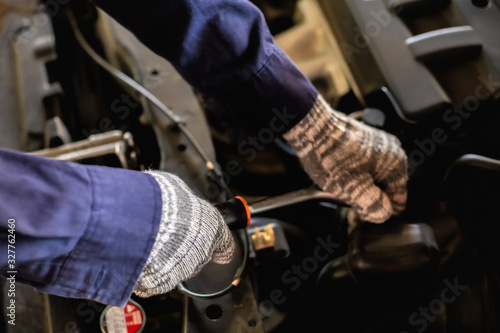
(68, 10, 246, 297)
(67, 10, 232, 197)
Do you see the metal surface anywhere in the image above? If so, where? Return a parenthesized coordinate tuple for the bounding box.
(249, 186, 347, 216)
(0, 5, 60, 151)
(182, 275, 264, 333)
(68, 11, 217, 178)
(44, 116, 72, 147)
(178, 229, 248, 299)
(179, 228, 262, 333)
(31, 130, 137, 169)
(12, 6, 63, 151)
(96, 12, 221, 197)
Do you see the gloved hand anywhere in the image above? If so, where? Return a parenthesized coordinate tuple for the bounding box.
(134, 171, 234, 298)
(283, 96, 408, 223)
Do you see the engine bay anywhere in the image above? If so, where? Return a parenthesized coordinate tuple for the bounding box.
(1, 1, 500, 332)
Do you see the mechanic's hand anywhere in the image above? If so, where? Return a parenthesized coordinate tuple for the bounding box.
(134, 171, 234, 298)
(283, 96, 408, 223)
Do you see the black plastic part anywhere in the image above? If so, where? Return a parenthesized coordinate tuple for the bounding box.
(317, 222, 442, 332)
(346, 0, 452, 121)
(347, 222, 440, 287)
(318, 222, 440, 289)
(317, 221, 444, 333)
(215, 198, 249, 230)
(406, 26, 482, 64)
(318, 0, 500, 122)
(444, 154, 500, 255)
(184, 276, 264, 333)
(447, 273, 500, 333)
(384, 0, 451, 17)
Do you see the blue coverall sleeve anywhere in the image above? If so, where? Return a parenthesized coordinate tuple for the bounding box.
(91, 0, 319, 141)
(0, 0, 319, 306)
(0, 149, 162, 307)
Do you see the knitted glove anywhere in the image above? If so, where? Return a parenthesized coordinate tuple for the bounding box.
(134, 171, 234, 298)
(283, 96, 408, 223)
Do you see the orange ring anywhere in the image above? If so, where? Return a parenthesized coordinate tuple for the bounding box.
(235, 196, 251, 229)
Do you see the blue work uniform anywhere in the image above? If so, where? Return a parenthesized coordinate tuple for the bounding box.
(0, 0, 318, 307)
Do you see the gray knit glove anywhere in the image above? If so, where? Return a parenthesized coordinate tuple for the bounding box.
(134, 171, 235, 298)
(283, 96, 408, 223)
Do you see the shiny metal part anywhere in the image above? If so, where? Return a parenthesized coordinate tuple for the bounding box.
(248, 186, 348, 216)
(31, 130, 137, 169)
(44, 116, 72, 147)
(251, 224, 276, 250)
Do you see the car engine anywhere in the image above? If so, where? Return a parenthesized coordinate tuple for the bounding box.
(1, 0, 500, 332)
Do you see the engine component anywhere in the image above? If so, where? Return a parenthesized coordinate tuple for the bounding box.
(319, 0, 500, 122)
(44, 116, 72, 148)
(100, 299, 146, 333)
(0, 3, 62, 151)
(31, 130, 137, 169)
(317, 222, 441, 331)
(444, 154, 500, 256)
(214, 187, 347, 230)
(252, 224, 276, 251)
(247, 218, 291, 266)
(319, 222, 440, 288)
(249, 186, 347, 215)
(177, 228, 264, 333)
(94, 11, 223, 197)
(274, 0, 351, 107)
(215, 196, 251, 230)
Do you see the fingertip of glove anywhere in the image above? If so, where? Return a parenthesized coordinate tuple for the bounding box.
(212, 247, 235, 265)
(211, 234, 236, 265)
(359, 203, 393, 224)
